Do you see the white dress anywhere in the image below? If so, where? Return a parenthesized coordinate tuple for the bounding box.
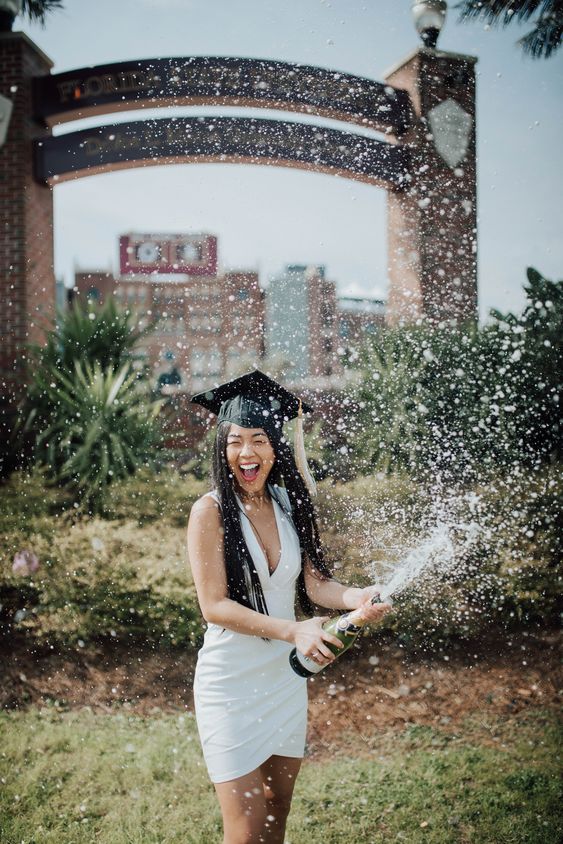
(193, 485, 307, 783)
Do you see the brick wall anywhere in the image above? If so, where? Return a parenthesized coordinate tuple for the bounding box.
(221, 270, 265, 375)
(385, 48, 478, 325)
(307, 270, 340, 377)
(0, 33, 54, 464)
(73, 270, 117, 305)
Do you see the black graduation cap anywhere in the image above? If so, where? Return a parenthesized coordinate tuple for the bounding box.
(191, 370, 317, 494)
(190, 369, 312, 432)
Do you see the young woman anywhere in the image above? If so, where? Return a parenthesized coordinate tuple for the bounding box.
(187, 371, 392, 844)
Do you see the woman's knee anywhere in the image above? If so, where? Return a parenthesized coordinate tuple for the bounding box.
(261, 757, 300, 824)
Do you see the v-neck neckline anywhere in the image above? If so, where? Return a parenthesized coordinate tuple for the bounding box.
(237, 492, 283, 578)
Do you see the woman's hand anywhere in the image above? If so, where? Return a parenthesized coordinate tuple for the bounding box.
(292, 617, 344, 667)
(354, 586, 393, 624)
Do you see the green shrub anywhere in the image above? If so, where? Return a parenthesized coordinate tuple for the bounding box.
(15, 299, 164, 514)
(21, 361, 164, 515)
(33, 297, 153, 375)
(316, 465, 561, 649)
(349, 268, 562, 481)
(1, 463, 559, 652)
(101, 467, 207, 526)
(0, 470, 206, 647)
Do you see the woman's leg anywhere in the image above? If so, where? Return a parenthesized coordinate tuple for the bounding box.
(214, 768, 268, 844)
(213, 755, 302, 844)
(259, 755, 303, 843)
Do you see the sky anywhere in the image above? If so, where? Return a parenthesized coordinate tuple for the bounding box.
(21, 0, 563, 321)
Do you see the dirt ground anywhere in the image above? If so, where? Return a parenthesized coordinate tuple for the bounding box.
(2, 629, 560, 757)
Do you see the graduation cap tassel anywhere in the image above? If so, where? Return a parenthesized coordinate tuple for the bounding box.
(294, 400, 317, 498)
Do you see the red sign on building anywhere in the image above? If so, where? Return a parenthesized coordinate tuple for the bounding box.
(119, 232, 217, 276)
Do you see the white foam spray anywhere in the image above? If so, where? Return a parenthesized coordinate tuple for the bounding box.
(370, 492, 485, 603)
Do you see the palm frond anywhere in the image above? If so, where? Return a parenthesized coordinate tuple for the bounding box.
(518, 8, 563, 56)
(457, 1, 546, 25)
(455, 0, 563, 57)
(22, 0, 64, 26)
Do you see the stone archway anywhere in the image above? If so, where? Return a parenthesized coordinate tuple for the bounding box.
(0, 35, 477, 432)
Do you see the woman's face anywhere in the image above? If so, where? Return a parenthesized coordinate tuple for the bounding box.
(225, 424, 276, 494)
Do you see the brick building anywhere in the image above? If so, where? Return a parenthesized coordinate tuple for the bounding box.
(73, 270, 116, 306)
(73, 230, 393, 395)
(222, 271, 265, 380)
(72, 234, 265, 392)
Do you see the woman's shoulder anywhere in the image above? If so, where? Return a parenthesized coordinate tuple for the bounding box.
(187, 493, 223, 551)
(190, 491, 221, 517)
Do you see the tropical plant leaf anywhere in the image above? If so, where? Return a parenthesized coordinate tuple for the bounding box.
(455, 0, 563, 58)
(22, 0, 64, 26)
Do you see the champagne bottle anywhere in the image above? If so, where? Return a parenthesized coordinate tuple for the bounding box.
(289, 594, 383, 678)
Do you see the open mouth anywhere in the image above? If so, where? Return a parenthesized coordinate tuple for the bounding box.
(239, 463, 260, 482)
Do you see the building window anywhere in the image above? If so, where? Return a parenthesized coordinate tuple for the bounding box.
(189, 315, 222, 332)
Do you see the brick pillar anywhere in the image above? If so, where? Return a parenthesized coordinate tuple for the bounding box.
(384, 47, 478, 324)
(0, 32, 54, 469)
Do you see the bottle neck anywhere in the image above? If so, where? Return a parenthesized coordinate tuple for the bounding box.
(346, 594, 383, 627)
(346, 607, 370, 627)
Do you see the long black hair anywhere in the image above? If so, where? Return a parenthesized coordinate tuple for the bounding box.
(211, 421, 333, 617)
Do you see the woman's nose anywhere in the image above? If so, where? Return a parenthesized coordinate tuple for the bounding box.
(239, 441, 256, 457)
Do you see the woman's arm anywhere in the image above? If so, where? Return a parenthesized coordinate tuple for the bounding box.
(187, 497, 344, 662)
(304, 562, 387, 615)
(304, 567, 365, 610)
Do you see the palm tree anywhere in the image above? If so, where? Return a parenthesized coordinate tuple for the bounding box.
(456, 1, 563, 59)
(0, 0, 64, 32)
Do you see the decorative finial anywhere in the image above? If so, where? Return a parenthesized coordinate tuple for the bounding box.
(412, 0, 448, 49)
(0, 1, 22, 33)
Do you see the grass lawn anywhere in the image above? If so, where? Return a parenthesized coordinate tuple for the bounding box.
(0, 707, 560, 844)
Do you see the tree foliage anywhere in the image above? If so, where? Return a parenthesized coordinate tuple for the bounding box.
(21, 0, 64, 26)
(349, 268, 562, 481)
(456, 0, 563, 58)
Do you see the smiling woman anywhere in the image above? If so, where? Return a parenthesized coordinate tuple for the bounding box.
(186, 369, 391, 843)
(226, 426, 275, 489)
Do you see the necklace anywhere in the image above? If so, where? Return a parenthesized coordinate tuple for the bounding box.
(238, 488, 268, 510)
